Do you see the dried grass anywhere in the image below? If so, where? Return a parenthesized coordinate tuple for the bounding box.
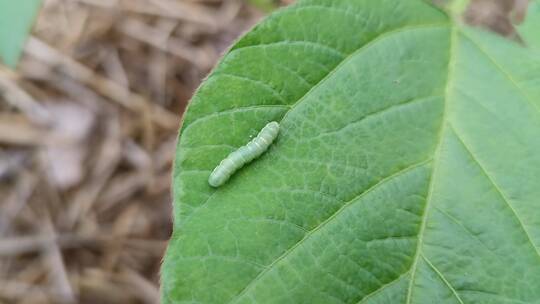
(0, 0, 529, 303)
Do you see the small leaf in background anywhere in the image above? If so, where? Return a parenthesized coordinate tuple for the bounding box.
(0, 0, 41, 67)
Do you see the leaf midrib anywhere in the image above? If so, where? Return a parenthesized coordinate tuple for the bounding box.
(405, 24, 459, 303)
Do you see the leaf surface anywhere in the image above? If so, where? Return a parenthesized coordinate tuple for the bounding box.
(0, 0, 41, 67)
(162, 1, 540, 303)
(518, 0, 540, 49)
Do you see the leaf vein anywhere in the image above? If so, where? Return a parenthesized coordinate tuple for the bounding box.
(434, 206, 505, 261)
(355, 271, 410, 304)
(449, 124, 540, 258)
(279, 23, 449, 124)
(214, 73, 287, 103)
(421, 254, 465, 304)
(228, 159, 431, 303)
(232, 40, 346, 59)
(309, 95, 442, 140)
(180, 105, 289, 140)
(406, 25, 459, 304)
(461, 31, 540, 117)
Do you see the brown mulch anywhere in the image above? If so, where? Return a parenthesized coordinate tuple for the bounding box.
(0, 0, 529, 303)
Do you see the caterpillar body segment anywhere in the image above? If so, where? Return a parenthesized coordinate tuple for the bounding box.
(208, 121, 280, 187)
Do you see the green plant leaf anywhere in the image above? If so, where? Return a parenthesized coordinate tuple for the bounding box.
(518, 0, 540, 49)
(162, 0, 540, 303)
(0, 0, 41, 67)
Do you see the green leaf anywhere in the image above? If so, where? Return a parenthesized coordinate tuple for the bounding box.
(162, 0, 540, 303)
(0, 0, 41, 67)
(518, 0, 540, 49)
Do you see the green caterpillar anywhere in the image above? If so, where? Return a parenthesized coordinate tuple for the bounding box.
(208, 121, 280, 187)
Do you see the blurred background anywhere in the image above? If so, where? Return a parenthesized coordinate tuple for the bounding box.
(0, 0, 530, 303)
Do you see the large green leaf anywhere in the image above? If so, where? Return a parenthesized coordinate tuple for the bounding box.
(0, 0, 41, 67)
(162, 0, 540, 303)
